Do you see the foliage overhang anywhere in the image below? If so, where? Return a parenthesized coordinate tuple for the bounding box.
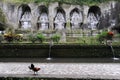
(2, 0, 119, 5)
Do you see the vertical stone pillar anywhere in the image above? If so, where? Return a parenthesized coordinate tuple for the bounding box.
(48, 2, 58, 30)
(30, 3, 38, 32)
(83, 5, 89, 24)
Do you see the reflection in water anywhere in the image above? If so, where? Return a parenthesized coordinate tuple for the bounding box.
(38, 13, 49, 30)
(87, 13, 99, 30)
(20, 12, 31, 29)
(54, 12, 65, 30)
(71, 12, 82, 29)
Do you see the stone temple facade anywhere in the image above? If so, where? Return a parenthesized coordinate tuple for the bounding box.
(0, 1, 119, 42)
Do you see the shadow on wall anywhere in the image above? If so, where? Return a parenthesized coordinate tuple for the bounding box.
(37, 5, 49, 30)
(54, 7, 66, 30)
(70, 7, 83, 29)
(18, 4, 31, 29)
(87, 6, 101, 30)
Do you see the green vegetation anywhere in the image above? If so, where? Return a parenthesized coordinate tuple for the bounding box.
(0, 8, 6, 30)
(3, 0, 34, 3)
(3, 0, 118, 5)
(36, 33, 45, 43)
(4, 32, 23, 43)
(97, 31, 114, 44)
(28, 33, 47, 43)
(28, 33, 37, 43)
(51, 34, 61, 43)
(1, 29, 120, 45)
(0, 8, 6, 23)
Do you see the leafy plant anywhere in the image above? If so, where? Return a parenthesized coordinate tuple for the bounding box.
(51, 34, 61, 43)
(3, 0, 113, 5)
(4, 32, 14, 43)
(107, 31, 114, 40)
(14, 34, 23, 42)
(28, 34, 37, 43)
(36, 33, 45, 43)
(97, 31, 114, 44)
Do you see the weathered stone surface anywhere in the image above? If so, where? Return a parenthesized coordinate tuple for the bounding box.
(0, 1, 118, 30)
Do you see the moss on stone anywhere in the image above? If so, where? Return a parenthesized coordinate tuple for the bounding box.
(0, 8, 7, 30)
(2, 0, 118, 5)
(0, 8, 6, 23)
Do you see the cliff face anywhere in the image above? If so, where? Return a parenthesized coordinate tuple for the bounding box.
(0, 1, 119, 31)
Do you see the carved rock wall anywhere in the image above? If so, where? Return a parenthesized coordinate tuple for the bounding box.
(0, 1, 119, 31)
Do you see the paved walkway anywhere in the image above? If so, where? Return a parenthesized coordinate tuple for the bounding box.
(0, 62, 120, 79)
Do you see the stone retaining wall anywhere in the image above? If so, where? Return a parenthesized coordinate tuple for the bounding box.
(0, 44, 120, 58)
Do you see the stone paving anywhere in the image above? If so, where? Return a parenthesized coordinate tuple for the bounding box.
(0, 62, 120, 79)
